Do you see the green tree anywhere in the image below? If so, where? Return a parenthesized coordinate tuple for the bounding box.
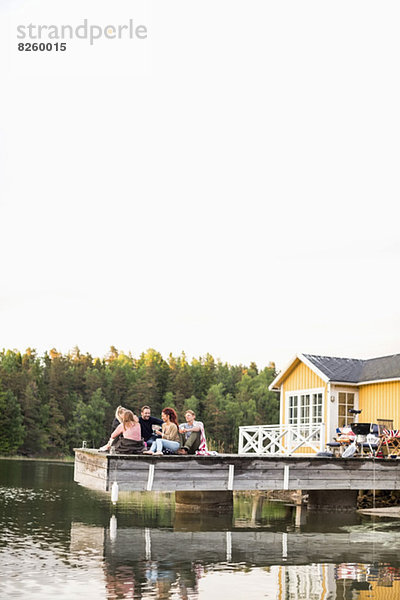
(72, 388, 110, 448)
(0, 390, 25, 455)
(20, 383, 45, 455)
(235, 374, 258, 423)
(167, 352, 194, 413)
(251, 367, 279, 424)
(190, 354, 217, 400)
(163, 391, 176, 411)
(46, 350, 75, 423)
(41, 397, 68, 456)
(133, 349, 170, 413)
(203, 383, 232, 451)
(183, 395, 200, 415)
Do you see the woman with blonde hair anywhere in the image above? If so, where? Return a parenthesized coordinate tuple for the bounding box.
(102, 410, 145, 454)
(143, 407, 180, 455)
(111, 405, 126, 433)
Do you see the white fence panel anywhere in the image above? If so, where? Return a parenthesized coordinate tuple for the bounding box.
(238, 424, 325, 456)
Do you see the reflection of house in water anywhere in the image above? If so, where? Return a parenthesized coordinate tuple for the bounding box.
(335, 563, 400, 600)
(69, 521, 400, 600)
(279, 564, 331, 600)
(278, 564, 400, 600)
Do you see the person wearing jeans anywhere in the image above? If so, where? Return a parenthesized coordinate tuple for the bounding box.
(139, 405, 163, 448)
(148, 437, 180, 454)
(143, 407, 180, 455)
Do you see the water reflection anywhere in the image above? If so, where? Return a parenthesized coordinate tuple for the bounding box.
(68, 517, 400, 600)
(2, 460, 400, 600)
(69, 502, 400, 600)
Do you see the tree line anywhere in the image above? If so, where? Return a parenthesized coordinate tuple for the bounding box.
(0, 346, 279, 456)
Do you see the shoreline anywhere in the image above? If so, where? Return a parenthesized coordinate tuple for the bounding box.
(0, 455, 74, 463)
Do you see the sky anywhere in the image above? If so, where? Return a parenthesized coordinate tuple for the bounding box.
(0, 0, 399, 371)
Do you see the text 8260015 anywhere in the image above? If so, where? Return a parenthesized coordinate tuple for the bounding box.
(18, 42, 67, 51)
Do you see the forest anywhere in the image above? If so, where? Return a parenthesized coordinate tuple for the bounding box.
(0, 346, 279, 456)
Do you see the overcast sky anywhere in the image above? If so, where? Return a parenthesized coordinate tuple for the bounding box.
(0, 0, 399, 370)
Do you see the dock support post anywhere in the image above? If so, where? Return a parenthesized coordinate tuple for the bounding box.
(175, 491, 233, 513)
(307, 489, 358, 511)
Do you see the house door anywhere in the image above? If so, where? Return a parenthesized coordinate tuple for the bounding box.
(338, 391, 357, 428)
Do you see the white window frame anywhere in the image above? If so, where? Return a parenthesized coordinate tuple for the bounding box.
(336, 388, 358, 428)
(285, 387, 325, 435)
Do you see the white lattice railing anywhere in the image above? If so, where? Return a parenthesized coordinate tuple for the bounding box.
(238, 423, 325, 456)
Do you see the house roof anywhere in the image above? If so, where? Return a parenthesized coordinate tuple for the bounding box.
(269, 353, 400, 390)
(303, 354, 364, 383)
(304, 353, 400, 383)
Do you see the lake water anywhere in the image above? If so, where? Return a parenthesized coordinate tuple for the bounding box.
(1, 460, 400, 600)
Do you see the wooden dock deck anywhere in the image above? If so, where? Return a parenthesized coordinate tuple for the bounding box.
(74, 449, 400, 493)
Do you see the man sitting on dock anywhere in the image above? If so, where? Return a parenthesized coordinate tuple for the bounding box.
(139, 406, 163, 448)
(177, 410, 206, 455)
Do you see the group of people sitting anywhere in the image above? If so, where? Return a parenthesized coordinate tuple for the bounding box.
(99, 405, 209, 456)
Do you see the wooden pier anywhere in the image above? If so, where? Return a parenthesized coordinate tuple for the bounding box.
(74, 449, 400, 498)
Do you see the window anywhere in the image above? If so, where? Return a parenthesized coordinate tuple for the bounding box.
(338, 392, 355, 428)
(288, 395, 298, 424)
(287, 390, 323, 435)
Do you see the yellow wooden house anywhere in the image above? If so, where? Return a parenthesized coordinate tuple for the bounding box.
(265, 353, 400, 454)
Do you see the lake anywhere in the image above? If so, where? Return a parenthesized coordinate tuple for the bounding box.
(1, 459, 400, 599)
